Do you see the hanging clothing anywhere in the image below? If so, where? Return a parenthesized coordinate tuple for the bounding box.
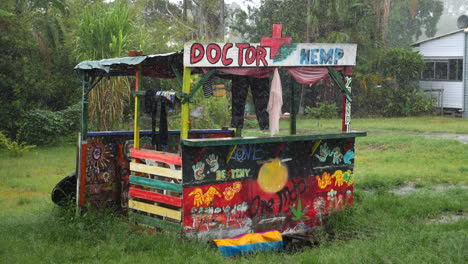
(250, 77, 270, 130)
(159, 98, 168, 149)
(231, 76, 270, 130)
(202, 75, 214, 98)
(144, 90, 171, 150)
(267, 69, 283, 136)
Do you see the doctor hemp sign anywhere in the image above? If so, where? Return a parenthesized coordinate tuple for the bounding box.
(183, 42, 357, 68)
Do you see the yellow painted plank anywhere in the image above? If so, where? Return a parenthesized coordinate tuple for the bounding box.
(181, 67, 191, 139)
(133, 67, 142, 149)
(129, 200, 181, 221)
(130, 162, 182, 180)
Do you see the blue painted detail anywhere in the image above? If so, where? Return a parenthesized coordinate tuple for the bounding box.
(334, 48, 344, 64)
(343, 150, 355, 164)
(310, 49, 319, 64)
(218, 241, 284, 257)
(88, 129, 234, 137)
(298, 48, 345, 65)
(230, 145, 264, 162)
(320, 48, 334, 64)
(300, 49, 310, 64)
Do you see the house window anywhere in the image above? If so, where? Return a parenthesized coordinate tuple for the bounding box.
(421, 59, 463, 81)
(456, 59, 463, 81)
(422, 62, 434, 79)
(435, 61, 448, 80)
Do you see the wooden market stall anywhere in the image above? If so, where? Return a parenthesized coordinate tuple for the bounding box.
(61, 24, 366, 240)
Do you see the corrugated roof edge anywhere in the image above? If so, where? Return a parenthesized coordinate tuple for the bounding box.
(74, 51, 182, 72)
(411, 28, 466, 47)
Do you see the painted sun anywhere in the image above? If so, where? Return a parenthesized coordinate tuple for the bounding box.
(257, 158, 288, 193)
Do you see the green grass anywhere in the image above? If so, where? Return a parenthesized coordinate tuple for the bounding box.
(290, 116, 468, 134)
(1, 117, 467, 263)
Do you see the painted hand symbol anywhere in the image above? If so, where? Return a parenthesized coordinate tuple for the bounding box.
(189, 189, 203, 207)
(315, 143, 331, 162)
(192, 162, 205, 180)
(206, 154, 219, 172)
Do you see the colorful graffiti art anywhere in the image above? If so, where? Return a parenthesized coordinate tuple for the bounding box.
(81, 130, 234, 211)
(182, 138, 358, 239)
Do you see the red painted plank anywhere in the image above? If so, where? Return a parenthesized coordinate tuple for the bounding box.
(79, 142, 87, 207)
(130, 148, 182, 165)
(129, 187, 182, 207)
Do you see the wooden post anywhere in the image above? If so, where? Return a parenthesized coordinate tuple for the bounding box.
(341, 96, 346, 132)
(343, 67, 352, 132)
(181, 67, 192, 139)
(80, 74, 90, 141)
(134, 67, 142, 149)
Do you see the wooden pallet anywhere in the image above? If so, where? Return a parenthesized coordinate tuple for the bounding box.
(128, 148, 183, 232)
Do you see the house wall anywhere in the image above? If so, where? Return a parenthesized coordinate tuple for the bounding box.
(464, 32, 468, 117)
(416, 31, 466, 111)
(419, 81, 463, 109)
(417, 32, 465, 57)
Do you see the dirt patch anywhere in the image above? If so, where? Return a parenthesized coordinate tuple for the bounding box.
(432, 184, 468, 192)
(420, 133, 468, 144)
(368, 130, 468, 144)
(388, 183, 417, 195)
(427, 211, 468, 224)
(387, 184, 468, 196)
(0, 185, 44, 200)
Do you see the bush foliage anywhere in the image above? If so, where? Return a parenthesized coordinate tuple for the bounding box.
(305, 103, 339, 119)
(0, 131, 36, 157)
(353, 48, 434, 117)
(16, 104, 81, 145)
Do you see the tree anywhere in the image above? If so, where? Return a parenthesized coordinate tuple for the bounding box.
(385, 0, 443, 47)
(0, 0, 78, 138)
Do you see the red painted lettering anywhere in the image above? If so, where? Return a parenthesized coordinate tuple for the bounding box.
(190, 43, 205, 64)
(245, 46, 256, 65)
(221, 43, 233, 66)
(236, 43, 249, 66)
(256, 46, 268, 66)
(206, 44, 221, 64)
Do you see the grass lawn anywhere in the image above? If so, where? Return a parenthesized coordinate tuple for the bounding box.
(1, 116, 467, 263)
(288, 116, 468, 134)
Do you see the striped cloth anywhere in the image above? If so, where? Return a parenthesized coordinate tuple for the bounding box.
(203, 76, 214, 98)
(213, 230, 284, 257)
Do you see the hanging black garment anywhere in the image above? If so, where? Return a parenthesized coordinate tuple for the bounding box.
(231, 75, 249, 129)
(250, 77, 270, 130)
(144, 90, 156, 114)
(231, 76, 269, 130)
(144, 90, 159, 147)
(159, 98, 168, 149)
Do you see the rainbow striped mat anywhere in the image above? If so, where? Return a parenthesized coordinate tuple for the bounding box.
(213, 230, 284, 257)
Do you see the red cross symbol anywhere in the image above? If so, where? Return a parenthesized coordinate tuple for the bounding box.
(260, 24, 292, 59)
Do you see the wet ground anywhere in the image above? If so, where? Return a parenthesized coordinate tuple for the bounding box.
(369, 130, 468, 144)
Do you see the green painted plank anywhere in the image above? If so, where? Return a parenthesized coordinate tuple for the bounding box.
(129, 211, 181, 233)
(182, 132, 367, 147)
(130, 174, 182, 193)
(328, 67, 352, 101)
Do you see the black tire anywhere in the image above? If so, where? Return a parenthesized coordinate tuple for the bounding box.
(51, 172, 77, 206)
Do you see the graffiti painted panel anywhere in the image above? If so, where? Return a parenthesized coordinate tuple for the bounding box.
(80, 130, 234, 211)
(181, 138, 357, 240)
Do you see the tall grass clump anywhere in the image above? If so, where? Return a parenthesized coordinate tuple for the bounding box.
(0, 131, 36, 157)
(74, 0, 138, 131)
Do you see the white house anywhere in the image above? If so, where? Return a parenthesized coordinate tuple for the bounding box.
(411, 28, 468, 118)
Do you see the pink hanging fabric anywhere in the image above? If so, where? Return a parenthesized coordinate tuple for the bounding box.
(286, 67, 329, 85)
(267, 68, 283, 136)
